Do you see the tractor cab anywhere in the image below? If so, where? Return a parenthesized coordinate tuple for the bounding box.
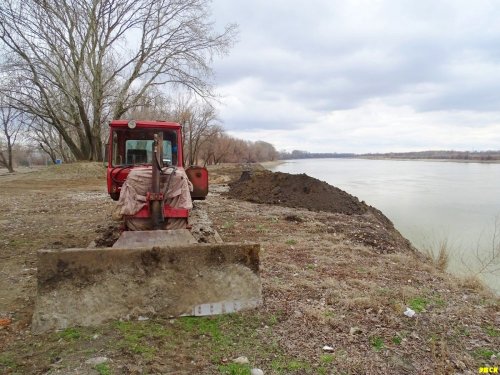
(106, 120, 208, 201)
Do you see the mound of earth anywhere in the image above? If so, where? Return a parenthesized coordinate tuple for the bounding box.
(228, 169, 413, 254)
(228, 170, 368, 215)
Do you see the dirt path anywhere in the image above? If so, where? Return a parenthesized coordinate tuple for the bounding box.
(0, 163, 498, 375)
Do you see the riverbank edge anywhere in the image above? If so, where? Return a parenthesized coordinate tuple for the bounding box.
(258, 161, 499, 296)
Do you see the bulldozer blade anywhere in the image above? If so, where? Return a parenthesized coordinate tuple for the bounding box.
(112, 229, 199, 248)
(32, 242, 260, 334)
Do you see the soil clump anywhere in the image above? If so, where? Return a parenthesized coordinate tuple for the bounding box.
(94, 224, 122, 247)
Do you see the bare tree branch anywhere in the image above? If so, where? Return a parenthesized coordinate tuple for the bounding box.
(0, 94, 26, 172)
(0, 0, 237, 161)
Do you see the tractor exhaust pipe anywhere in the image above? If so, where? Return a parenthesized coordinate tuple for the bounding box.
(151, 133, 163, 229)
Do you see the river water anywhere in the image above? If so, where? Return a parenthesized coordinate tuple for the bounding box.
(268, 158, 500, 293)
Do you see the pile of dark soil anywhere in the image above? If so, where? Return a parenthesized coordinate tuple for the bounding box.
(228, 170, 368, 215)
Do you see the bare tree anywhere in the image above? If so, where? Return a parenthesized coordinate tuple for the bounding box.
(185, 104, 222, 166)
(254, 140, 278, 161)
(200, 133, 242, 165)
(210, 133, 234, 164)
(0, 0, 237, 161)
(31, 122, 73, 164)
(0, 96, 24, 172)
(124, 90, 172, 121)
(169, 96, 221, 166)
(201, 136, 278, 165)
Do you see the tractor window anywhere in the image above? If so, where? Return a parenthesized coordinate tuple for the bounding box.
(112, 129, 178, 166)
(125, 140, 173, 165)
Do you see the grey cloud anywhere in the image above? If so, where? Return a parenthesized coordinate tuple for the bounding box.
(211, 0, 500, 146)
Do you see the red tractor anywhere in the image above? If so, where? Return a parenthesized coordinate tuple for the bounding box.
(32, 119, 262, 334)
(106, 119, 208, 228)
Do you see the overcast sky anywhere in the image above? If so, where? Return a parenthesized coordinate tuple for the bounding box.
(210, 0, 500, 153)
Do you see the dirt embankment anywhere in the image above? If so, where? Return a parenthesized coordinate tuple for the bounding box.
(228, 169, 412, 254)
(229, 170, 368, 215)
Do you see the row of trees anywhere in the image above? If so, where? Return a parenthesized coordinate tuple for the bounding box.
(1, 90, 279, 170)
(362, 150, 500, 161)
(0, 0, 255, 171)
(0, 117, 279, 170)
(127, 94, 278, 166)
(279, 150, 356, 160)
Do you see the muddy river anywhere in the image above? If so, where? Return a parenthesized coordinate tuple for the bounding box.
(269, 158, 500, 293)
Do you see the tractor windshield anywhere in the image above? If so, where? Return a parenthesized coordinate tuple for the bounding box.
(111, 129, 178, 167)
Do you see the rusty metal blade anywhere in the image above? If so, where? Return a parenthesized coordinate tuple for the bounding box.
(32, 242, 261, 333)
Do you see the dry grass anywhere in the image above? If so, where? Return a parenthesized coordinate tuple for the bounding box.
(422, 238, 450, 271)
(457, 274, 486, 291)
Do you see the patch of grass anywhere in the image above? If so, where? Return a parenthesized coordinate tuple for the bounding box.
(376, 287, 391, 295)
(57, 327, 81, 341)
(0, 354, 17, 369)
(484, 325, 500, 337)
(356, 266, 368, 274)
(174, 314, 300, 372)
(457, 326, 470, 337)
(433, 297, 446, 308)
(320, 354, 334, 364)
(474, 348, 495, 360)
(222, 220, 235, 229)
(95, 363, 111, 375)
(458, 275, 485, 291)
(113, 321, 172, 358)
(105, 313, 292, 374)
(268, 315, 279, 326)
(285, 239, 297, 245)
(177, 314, 268, 364)
(218, 363, 251, 375)
(114, 321, 171, 338)
(392, 335, 402, 345)
(288, 360, 310, 371)
(7, 238, 32, 249)
(255, 224, 267, 232)
(271, 358, 311, 373)
(117, 333, 155, 357)
(408, 297, 428, 312)
(370, 336, 385, 351)
(178, 316, 227, 344)
(323, 311, 334, 318)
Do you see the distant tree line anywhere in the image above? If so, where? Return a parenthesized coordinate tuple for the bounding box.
(278, 149, 500, 162)
(361, 150, 500, 161)
(279, 150, 355, 160)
